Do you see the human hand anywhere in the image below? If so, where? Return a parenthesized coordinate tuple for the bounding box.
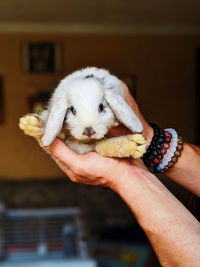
(108, 82, 153, 146)
(48, 81, 151, 189)
(48, 138, 147, 190)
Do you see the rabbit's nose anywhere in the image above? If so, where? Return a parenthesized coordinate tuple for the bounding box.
(83, 127, 96, 137)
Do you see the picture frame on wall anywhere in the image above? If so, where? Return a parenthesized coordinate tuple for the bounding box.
(0, 77, 5, 124)
(28, 82, 58, 113)
(22, 42, 62, 74)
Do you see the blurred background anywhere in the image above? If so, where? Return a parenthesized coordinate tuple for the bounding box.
(0, 0, 200, 266)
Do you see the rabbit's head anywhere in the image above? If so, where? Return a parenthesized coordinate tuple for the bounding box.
(42, 67, 143, 146)
(64, 78, 115, 140)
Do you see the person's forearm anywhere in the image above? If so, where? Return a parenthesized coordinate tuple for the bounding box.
(111, 167, 200, 267)
(165, 143, 200, 196)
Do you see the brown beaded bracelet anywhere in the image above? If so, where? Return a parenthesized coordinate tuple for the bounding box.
(161, 136, 184, 173)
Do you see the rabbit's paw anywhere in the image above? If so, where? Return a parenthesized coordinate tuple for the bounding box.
(95, 134, 146, 158)
(19, 114, 44, 137)
(129, 134, 147, 158)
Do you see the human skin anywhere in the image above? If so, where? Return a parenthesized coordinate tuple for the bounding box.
(110, 83, 200, 196)
(47, 83, 200, 266)
(49, 139, 200, 267)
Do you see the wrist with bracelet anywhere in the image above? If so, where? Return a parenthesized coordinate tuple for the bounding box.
(142, 123, 184, 173)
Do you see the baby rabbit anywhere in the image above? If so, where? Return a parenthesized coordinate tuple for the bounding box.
(19, 67, 146, 158)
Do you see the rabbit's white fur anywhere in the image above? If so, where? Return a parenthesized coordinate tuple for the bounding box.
(41, 67, 143, 150)
(19, 67, 146, 157)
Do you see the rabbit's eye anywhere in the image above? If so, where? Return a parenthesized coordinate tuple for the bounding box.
(70, 106, 76, 115)
(98, 103, 104, 113)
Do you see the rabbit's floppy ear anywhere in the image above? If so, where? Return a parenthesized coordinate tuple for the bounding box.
(42, 98, 68, 147)
(105, 90, 144, 133)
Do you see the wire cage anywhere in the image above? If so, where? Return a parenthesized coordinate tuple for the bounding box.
(0, 206, 88, 261)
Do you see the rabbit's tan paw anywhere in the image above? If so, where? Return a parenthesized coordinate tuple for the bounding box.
(95, 134, 146, 158)
(129, 134, 146, 145)
(19, 114, 43, 137)
(128, 134, 146, 158)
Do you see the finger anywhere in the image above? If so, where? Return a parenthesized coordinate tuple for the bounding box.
(107, 125, 131, 137)
(53, 157, 83, 182)
(120, 81, 152, 137)
(120, 81, 143, 119)
(61, 167, 82, 183)
(53, 156, 69, 171)
(120, 82, 137, 106)
(48, 138, 83, 170)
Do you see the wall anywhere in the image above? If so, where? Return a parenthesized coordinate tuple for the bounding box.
(0, 33, 200, 179)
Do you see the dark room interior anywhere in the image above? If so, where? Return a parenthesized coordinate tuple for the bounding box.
(0, 1, 200, 266)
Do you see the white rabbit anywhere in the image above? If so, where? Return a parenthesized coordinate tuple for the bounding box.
(19, 67, 146, 158)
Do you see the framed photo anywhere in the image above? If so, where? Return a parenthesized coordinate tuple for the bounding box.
(117, 73, 137, 97)
(22, 42, 62, 73)
(0, 77, 5, 124)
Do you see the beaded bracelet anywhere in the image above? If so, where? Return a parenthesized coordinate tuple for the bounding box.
(161, 136, 184, 173)
(155, 128, 178, 172)
(142, 124, 184, 173)
(142, 123, 172, 172)
(142, 123, 166, 167)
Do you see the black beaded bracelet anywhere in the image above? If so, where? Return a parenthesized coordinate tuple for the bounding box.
(142, 124, 164, 165)
(142, 123, 172, 173)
